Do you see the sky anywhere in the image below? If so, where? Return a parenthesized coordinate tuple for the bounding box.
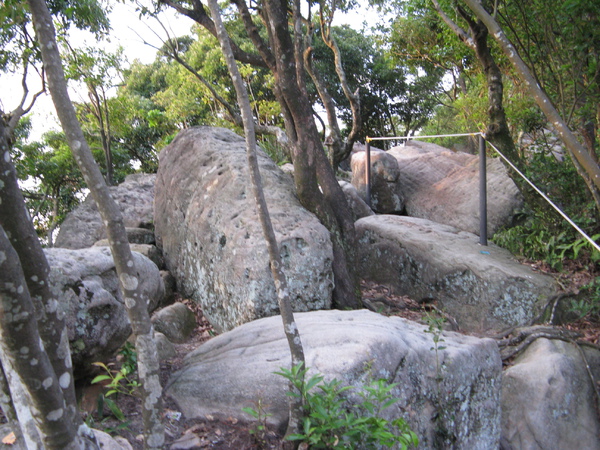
(1, 0, 381, 141)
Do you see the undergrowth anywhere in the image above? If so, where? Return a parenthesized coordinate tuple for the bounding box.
(271, 363, 419, 449)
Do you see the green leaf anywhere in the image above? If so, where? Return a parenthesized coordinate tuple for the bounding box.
(241, 407, 259, 419)
(90, 374, 111, 384)
(104, 397, 126, 422)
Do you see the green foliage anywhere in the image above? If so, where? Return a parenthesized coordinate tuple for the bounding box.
(242, 399, 272, 445)
(492, 142, 599, 270)
(259, 135, 290, 166)
(91, 361, 140, 399)
(117, 341, 138, 377)
(493, 216, 599, 271)
(310, 24, 443, 142)
(84, 394, 131, 435)
(569, 277, 600, 319)
(86, 343, 139, 431)
(10, 124, 84, 241)
(0, 0, 109, 72)
(423, 313, 446, 382)
(275, 364, 418, 449)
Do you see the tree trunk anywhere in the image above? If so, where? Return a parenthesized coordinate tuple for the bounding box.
(0, 119, 88, 447)
(206, 0, 306, 435)
(0, 357, 40, 448)
(89, 86, 113, 185)
(0, 225, 92, 449)
(432, 0, 554, 211)
(261, 0, 361, 309)
(462, 0, 600, 212)
(27, 0, 164, 447)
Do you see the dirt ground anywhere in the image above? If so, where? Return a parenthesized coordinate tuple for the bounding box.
(76, 261, 599, 450)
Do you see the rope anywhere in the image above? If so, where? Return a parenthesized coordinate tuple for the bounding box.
(485, 140, 600, 253)
(366, 132, 482, 142)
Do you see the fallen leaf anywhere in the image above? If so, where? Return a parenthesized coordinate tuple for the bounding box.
(2, 432, 16, 445)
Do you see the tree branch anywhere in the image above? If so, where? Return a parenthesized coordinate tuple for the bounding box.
(430, 0, 475, 50)
(158, 0, 268, 67)
(317, 3, 361, 167)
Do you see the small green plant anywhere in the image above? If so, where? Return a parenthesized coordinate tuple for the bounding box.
(569, 277, 600, 319)
(117, 341, 137, 376)
(276, 363, 418, 449)
(259, 135, 290, 166)
(89, 344, 140, 427)
(242, 398, 273, 445)
(424, 312, 447, 382)
(91, 361, 140, 398)
(423, 312, 456, 444)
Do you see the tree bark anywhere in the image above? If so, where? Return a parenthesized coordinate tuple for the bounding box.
(27, 0, 165, 447)
(0, 358, 38, 448)
(260, 0, 361, 309)
(431, 0, 515, 158)
(206, 0, 306, 436)
(0, 225, 91, 449)
(0, 118, 85, 444)
(88, 86, 113, 185)
(318, 4, 362, 167)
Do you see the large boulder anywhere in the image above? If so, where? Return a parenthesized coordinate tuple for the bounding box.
(502, 338, 600, 449)
(355, 215, 557, 333)
(338, 180, 374, 222)
(351, 149, 404, 213)
(154, 127, 333, 332)
(54, 173, 156, 249)
(387, 140, 522, 236)
(165, 309, 502, 449)
(45, 246, 164, 377)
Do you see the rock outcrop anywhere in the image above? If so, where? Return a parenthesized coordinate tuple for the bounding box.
(351, 149, 404, 214)
(45, 246, 164, 377)
(387, 140, 522, 236)
(166, 309, 502, 449)
(154, 127, 333, 332)
(54, 173, 156, 249)
(338, 180, 374, 222)
(355, 215, 556, 333)
(502, 338, 600, 449)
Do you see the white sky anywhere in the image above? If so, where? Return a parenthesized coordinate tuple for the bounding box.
(1, 1, 381, 141)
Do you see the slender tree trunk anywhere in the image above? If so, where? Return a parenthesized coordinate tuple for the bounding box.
(318, 5, 362, 167)
(89, 87, 113, 185)
(432, 0, 553, 211)
(0, 224, 91, 449)
(27, 0, 164, 447)
(0, 359, 37, 448)
(0, 119, 90, 447)
(206, 0, 306, 435)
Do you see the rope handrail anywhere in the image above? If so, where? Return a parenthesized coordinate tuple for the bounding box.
(364, 132, 600, 253)
(366, 132, 482, 142)
(485, 140, 600, 253)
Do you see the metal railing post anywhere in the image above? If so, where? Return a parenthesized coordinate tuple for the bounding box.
(479, 134, 488, 246)
(365, 138, 372, 208)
